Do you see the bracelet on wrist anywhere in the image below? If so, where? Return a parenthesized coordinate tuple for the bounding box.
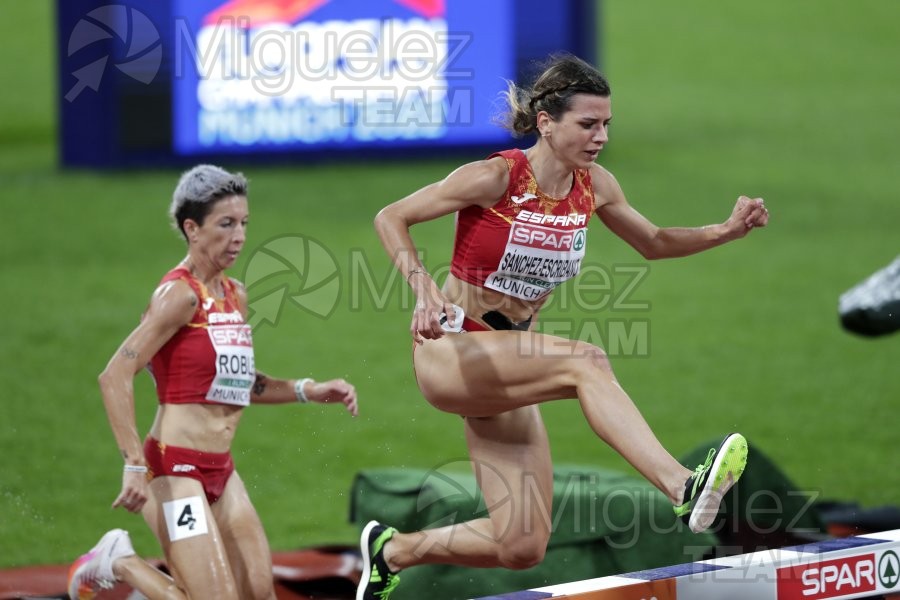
(406, 268, 428, 283)
(294, 378, 313, 403)
(124, 464, 148, 473)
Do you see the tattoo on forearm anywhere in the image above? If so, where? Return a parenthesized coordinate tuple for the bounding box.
(120, 347, 138, 359)
(253, 374, 268, 396)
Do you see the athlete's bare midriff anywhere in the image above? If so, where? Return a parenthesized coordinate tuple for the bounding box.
(149, 403, 243, 453)
(442, 272, 548, 331)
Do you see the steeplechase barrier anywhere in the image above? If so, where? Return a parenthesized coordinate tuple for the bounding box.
(474, 529, 900, 600)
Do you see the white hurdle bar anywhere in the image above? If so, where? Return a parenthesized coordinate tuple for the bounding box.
(474, 529, 900, 600)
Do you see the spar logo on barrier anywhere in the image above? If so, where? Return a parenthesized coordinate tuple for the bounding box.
(881, 550, 899, 589)
(777, 553, 880, 599)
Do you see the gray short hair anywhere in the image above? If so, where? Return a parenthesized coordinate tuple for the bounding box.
(170, 164, 248, 239)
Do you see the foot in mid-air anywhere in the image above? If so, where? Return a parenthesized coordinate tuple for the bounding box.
(357, 520, 401, 600)
(674, 432, 749, 533)
(67, 528, 135, 600)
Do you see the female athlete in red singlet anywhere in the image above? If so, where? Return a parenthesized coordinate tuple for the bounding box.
(356, 54, 769, 599)
(68, 165, 358, 600)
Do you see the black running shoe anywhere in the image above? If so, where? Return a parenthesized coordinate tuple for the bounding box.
(357, 520, 401, 600)
(673, 433, 748, 533)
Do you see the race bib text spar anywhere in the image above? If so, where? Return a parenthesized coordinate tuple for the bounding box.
(206, 310, 255, 406)
(485, 210, 588, 301)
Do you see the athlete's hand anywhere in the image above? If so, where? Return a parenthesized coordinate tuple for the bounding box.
(725, 196, 769, 239)
(307, 378, 358, 417)
(112, 470, 149, 514)
(407, 270, 457, 344)
(411, 290, 457, 344)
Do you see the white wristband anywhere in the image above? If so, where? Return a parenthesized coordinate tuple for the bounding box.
(124, 464, 148, 473)
(294, 378, 313, 403)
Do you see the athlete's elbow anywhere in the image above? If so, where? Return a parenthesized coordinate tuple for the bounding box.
(98, 363, 129, 396)
(98, 368, 114, 396)
(373, 206, 389, 231)
(627, 230, 664, 260)
(374, 205, 409, 240)
(374, 206, 396, 234)
(635, 242, 661, 260)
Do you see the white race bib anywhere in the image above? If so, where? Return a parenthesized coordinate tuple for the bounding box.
(205, 320, 255, 406)
(485, 215, 587, 301)
(163, 496, 209, 541)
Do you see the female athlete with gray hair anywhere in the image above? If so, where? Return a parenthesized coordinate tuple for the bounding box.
(68, 165, 358, 600)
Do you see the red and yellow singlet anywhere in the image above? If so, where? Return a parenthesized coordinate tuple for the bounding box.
(148, 266, 255, 407)
(451, 148, 595, 301)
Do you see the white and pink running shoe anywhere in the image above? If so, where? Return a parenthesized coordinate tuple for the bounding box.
(67, 528, 135, 599)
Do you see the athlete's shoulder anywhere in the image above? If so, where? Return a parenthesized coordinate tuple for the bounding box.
(146, 277, 198, 327)
(587, 163, 625, 207)
(228, 277, 248, 303)
(228, 277, 249, 315)
(442, 156, 511, 208)
(588, 162, 617, 185)
(153, 277, 196, 304)
(158, 264, 192, 284)
(452, 154, 510, 179)
(227, 277, 245, 292)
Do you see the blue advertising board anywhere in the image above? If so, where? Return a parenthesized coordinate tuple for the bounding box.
(57, 0, 597, 167)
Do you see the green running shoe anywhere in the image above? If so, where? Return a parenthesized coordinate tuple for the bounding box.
(674, 432, 748, 533)
(357, 520, 401, 600)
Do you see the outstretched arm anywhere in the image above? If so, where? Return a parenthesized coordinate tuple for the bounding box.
(592, 165, 769, 260)
(232, 280, 359, 416)
(249, 372, 358, 416)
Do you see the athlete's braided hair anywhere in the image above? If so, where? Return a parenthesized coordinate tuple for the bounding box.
(501, 53, 610, 137)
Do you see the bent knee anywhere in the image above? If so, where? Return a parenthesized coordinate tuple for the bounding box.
(573, 342, 614, 376)
(497, 537, 548, 570)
